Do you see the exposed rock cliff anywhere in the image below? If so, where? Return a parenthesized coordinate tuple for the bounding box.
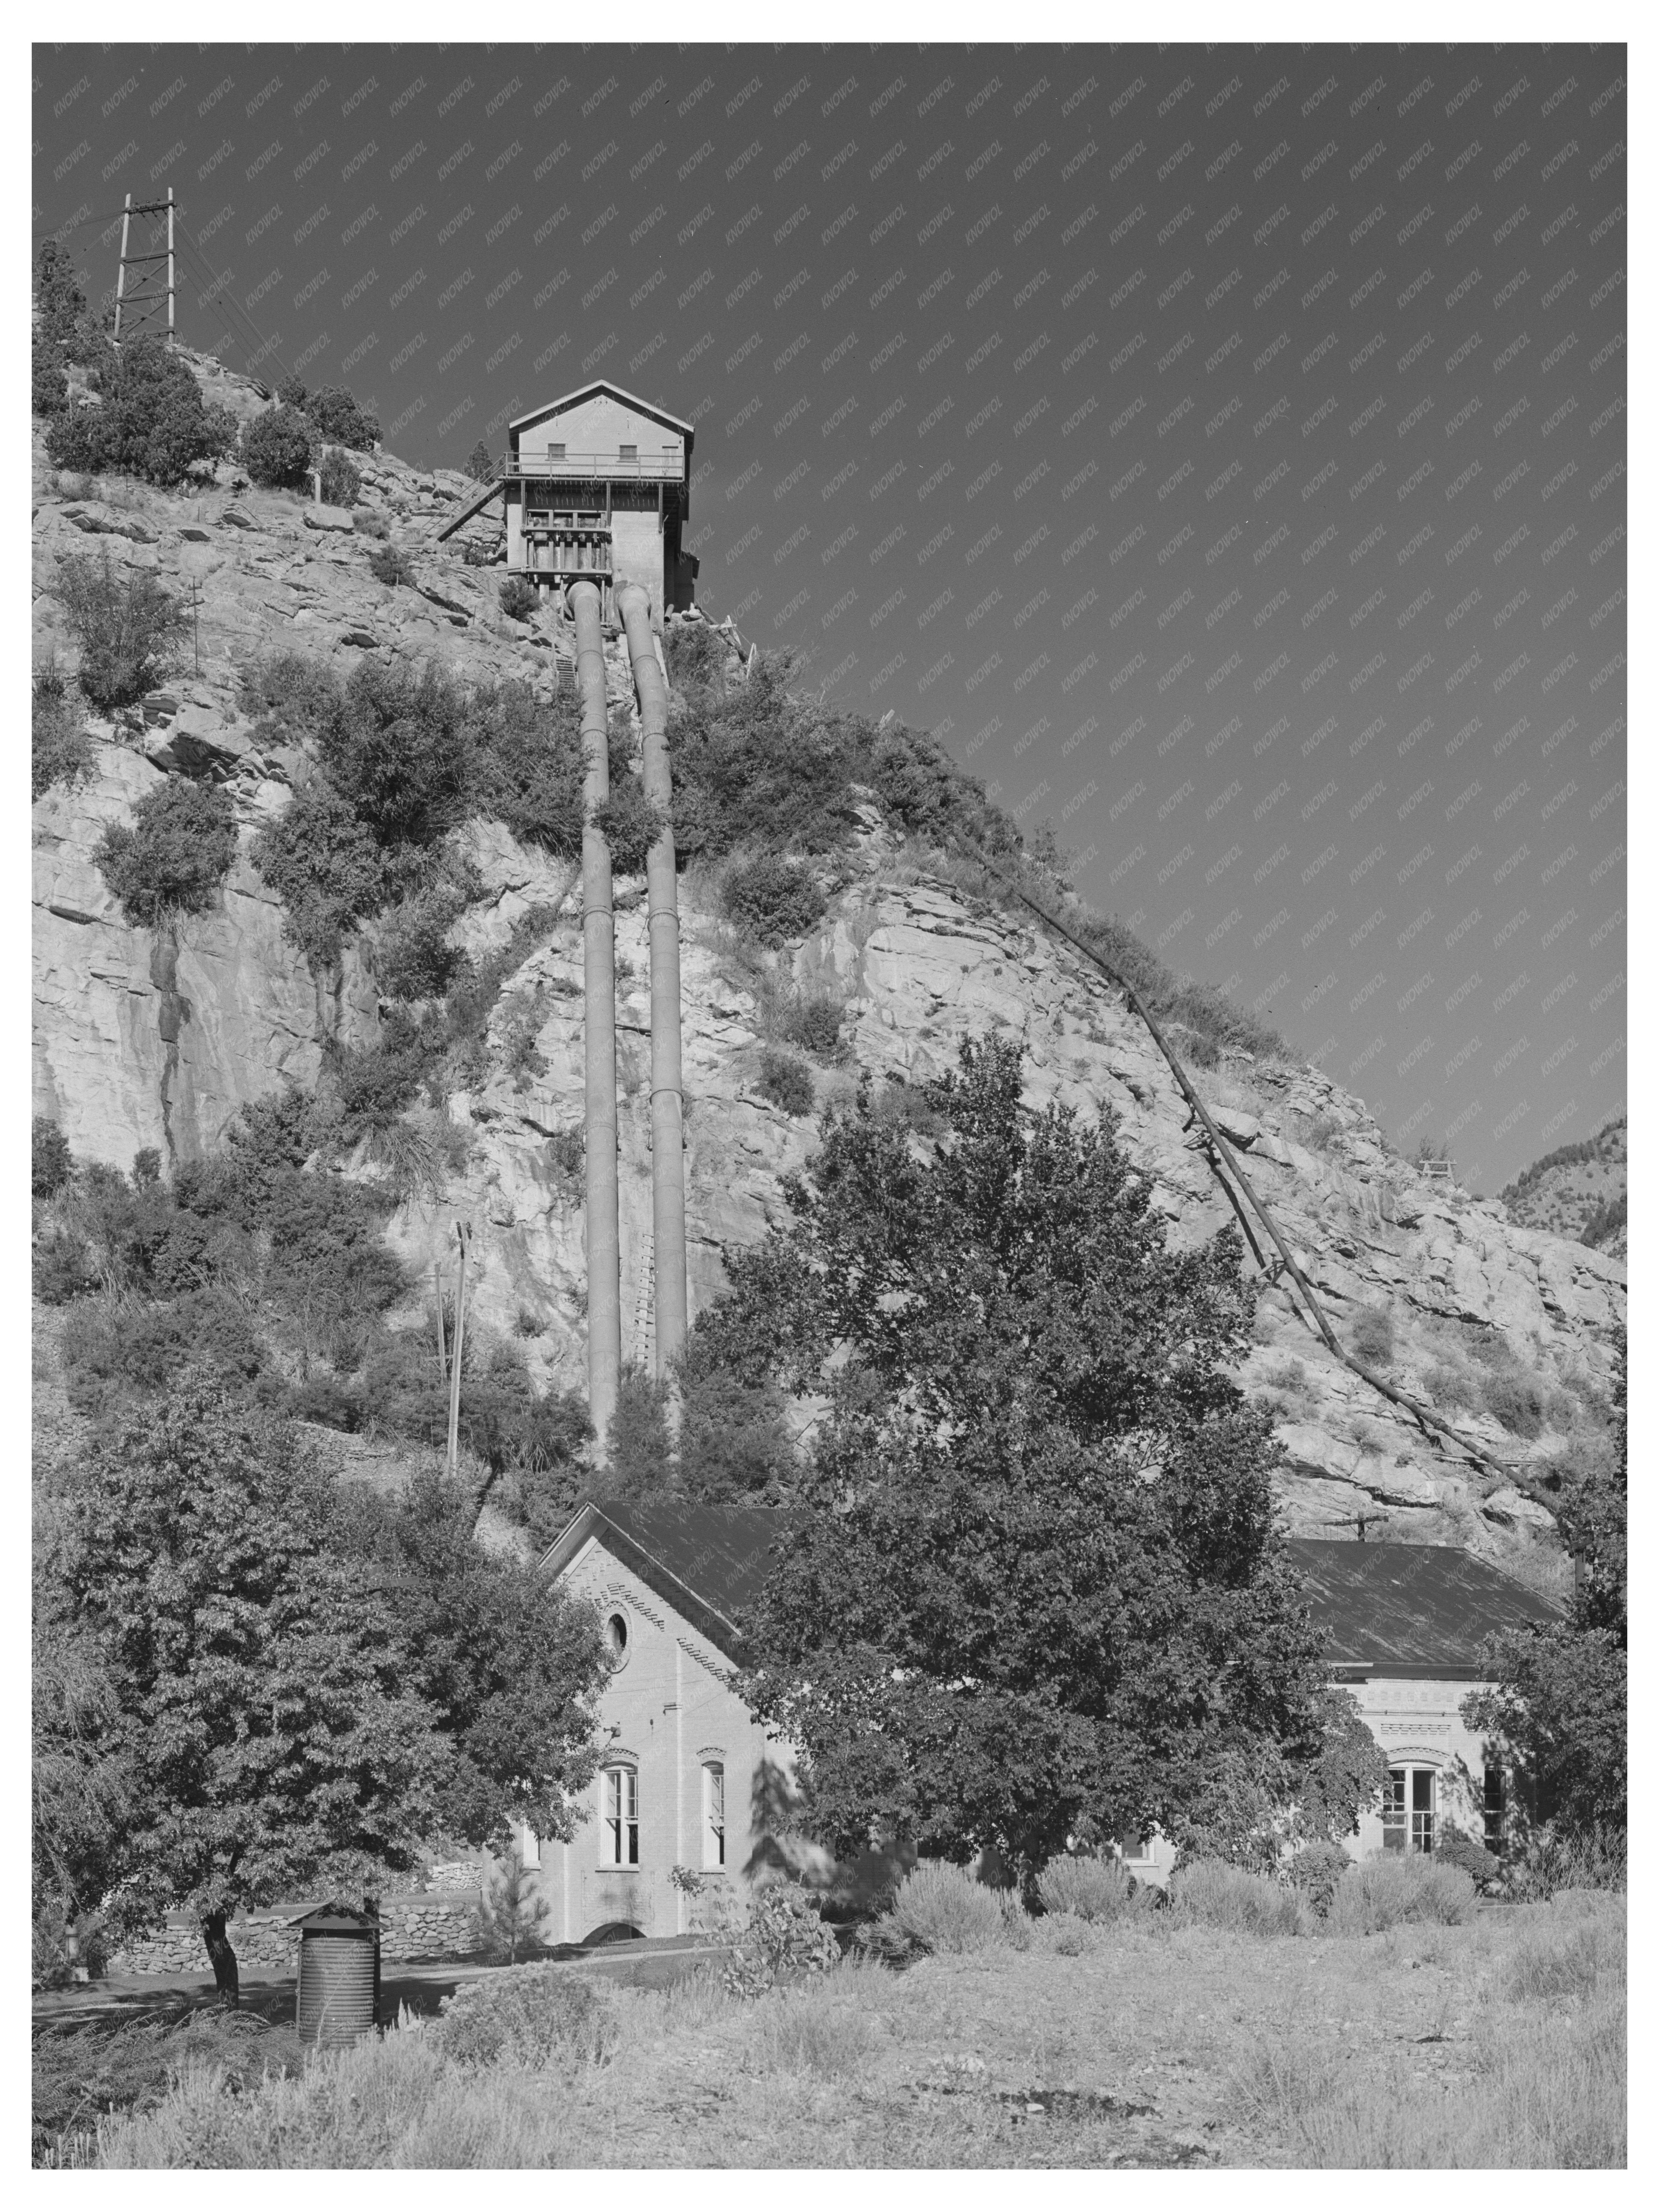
(32, 374, 1623, 1592)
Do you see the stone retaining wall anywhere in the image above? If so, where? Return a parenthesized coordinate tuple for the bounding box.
(107, 1892, 486, 1978)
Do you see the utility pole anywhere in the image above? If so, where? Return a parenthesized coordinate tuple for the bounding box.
(111, 188, 177, 344)
(445, 1221, 472, 1479)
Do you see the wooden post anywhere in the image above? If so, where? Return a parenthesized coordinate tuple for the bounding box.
(113, 194, 131, 341)
(432, 1257, 448, 1384)
(446, 1221, 471, 1477)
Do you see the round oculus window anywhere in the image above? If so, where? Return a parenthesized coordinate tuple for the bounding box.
(604, 1611, 629, 1666)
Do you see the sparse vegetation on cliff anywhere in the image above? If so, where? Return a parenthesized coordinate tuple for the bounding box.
(93, 779, 238, 928)
(55, 550, 188, 714)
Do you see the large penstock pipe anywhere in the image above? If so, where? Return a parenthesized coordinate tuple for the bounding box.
(567, 580, 621, 1453)
(617, 580, 687, 1376)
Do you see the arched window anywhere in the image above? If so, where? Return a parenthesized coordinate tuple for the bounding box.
(702, 1761, 726, 1870)
(603, 1610, 629, 1669)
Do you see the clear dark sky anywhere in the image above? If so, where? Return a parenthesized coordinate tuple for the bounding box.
(33, 39, 1626, 1190)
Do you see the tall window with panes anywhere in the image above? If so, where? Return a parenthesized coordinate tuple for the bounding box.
(602, 1764, 639, 1866)
(703, 1761, 725, 1869)
(1382, 1765, 1437, 1853)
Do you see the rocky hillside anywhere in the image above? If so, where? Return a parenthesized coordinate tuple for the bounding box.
(32, 358, 1624, 1593)
(1500, 1117, 1627, 1263)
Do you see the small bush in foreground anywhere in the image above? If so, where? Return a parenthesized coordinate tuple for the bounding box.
(1034, 1853, 1138, 1923)
(756, 1047, 814, 1118)
(436, 1967, 616, 2073)
(1326, 1854, 1476, 1934)
(94, 779, 238, 928)
(1433, 1828, 1501, 1892)
(1285, 1840, 1352, 1919)
(722, 1882, 842, 1997)
(499, 576, 539, 622)
(1170, 1859, 1309, 1938)
(888, 1862, 1005, 1956)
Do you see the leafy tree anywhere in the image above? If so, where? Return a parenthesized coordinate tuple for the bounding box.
(32, 1115, 74, 1199)
(249, 777, 386, 969)
(94, 778, 238, 926)
(706, 1036, 1369, 1875)
(54, 1371, 448, 1999)
(465, 438, 496, 482)
(34, 240, 90, 348)
(33, 340, 69, 417)
(334, 1466, 609, 1851)
(1463, 1340, 1627, 1840)
(45, 336, 234, 486)
(317, 448, 361, 506)
(242, 402, 315, 489)
(307, 384, 380, 451)
(605, 1363, 674, 1497)
(56, 549, 188, 713)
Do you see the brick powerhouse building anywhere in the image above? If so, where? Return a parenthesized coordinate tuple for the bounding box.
(532, 1510, 1563, 1929)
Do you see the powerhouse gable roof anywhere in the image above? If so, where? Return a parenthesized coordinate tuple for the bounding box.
(540, 1501, 793, 1660)
(509, 381, 695, 446)
(1285, 1540, 1564, 1678)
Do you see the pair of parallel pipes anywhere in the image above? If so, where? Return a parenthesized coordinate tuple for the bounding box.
(568, 578, 686, 1456)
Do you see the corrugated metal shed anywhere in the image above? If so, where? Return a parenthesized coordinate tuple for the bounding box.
(1285, 1540, 1564, 1677)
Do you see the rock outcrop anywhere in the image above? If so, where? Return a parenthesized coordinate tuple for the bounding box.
(32, 369, 1623, 1593)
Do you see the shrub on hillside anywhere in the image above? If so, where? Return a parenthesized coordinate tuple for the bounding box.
(369, 539, 416, 588)
(465, 439, 495, 482)
(32, 1117, 75, 1200)
(887, 1862, 1005, 1955)
(665, 621, 729, 697)
(1325, 1854, 1476, 1933)
(33, 341, 69, 417)
(464, 680, 586, 856)
(1035, 1853, 1139, 1923)
(317, 449, 360, 507)
(60, 1287, 266, 1417)
(251, 779, 387, 970)
(1350, 1305, 1395, 1367)
(241, 404, 314, 489)
(353, 509, 390, 539)
(1484, 1369, 1546, 1439)
(756, 1048, 814, 1118)
(56, 551, 187, 713)
(305, 385, 380, 451)
(32, 682, 94, 799)
(45, 338, 236, 487)
(1169, 1859, 1309, 1937)
(777, 992, 845, 1060)
(722, 853, 826, 941)
(1424, 1362, 1483, 1414)
(371, 867, 476, 1001)
(590, 775, 664, 876)
(94, 779, 238, 928)
(499, 575, 539, 622)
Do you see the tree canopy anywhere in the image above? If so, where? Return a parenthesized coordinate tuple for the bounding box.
(44, 1369, 609, 1992)
(1462, 1338, 1627, 1841)
(698, 1036, 1380, 1872)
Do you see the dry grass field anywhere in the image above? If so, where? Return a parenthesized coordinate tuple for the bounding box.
(49, 1889, 1623, 2169)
